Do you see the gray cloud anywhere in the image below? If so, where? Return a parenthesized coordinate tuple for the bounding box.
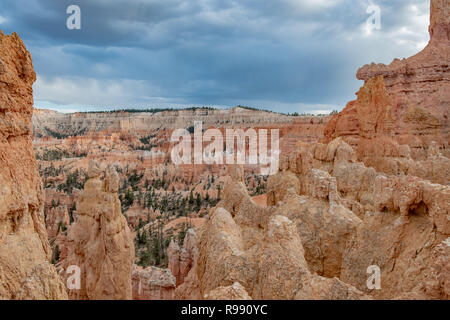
(0, 0, 430, 113)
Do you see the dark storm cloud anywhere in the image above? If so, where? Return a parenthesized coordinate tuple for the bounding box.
(0, 0, 430, 113)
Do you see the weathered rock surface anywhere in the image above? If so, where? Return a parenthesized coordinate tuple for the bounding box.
(176, 167, 370, 300)
(33, 107, 298, 137)
(45, 205, 70, 240)
(182, 131, 448, 299)
(174, 262, 202, 300)
(175, 3, 450, 298)
(300, 3, 449, 299)
(132, 264, 176, 300)
(324, 0, 450, 180)
(205, 282, 252, 300)
(0, 31, 67, 299)
(168, 228, 198, 286)
(294, 137, 448, 299)
(63, 161, 134, 299)
(3, 0, 447, 301)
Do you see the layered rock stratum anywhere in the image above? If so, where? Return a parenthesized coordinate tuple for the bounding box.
(32, 107, 316, 137)
(325, 0, 450, 167)
(0, 31, 67, 299)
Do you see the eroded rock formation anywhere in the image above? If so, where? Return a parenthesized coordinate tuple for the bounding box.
(132, 264, 176, 300)
(177, 132, 448, 299)
(324, 0, 450, 178)
(63, 161, 134, 299)
(0, 31, 67, 299)
(175, 165, 370, 300)
(32, 107, 304, 138)
(45, 205, 70, 240)
(174, 0, 449, 300)
(168, 228, 198, 286)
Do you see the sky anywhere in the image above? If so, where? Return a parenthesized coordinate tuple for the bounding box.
(0, 0, 430, 114)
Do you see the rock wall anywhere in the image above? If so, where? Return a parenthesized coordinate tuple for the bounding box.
(63, 161, 134, 299)
(33, 107, 299, 137)
(0, 31, 67, 299)
(177, 135, 448, 300)
(324, 0, 450, 163)
(175, 166, 370, 300)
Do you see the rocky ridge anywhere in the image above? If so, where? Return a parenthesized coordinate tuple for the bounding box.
(33, 107, 320, 138)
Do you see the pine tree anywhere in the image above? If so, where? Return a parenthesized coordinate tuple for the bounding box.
(195, 193, 201, 210)
(189, 190, 194, 205)
(51, 245, 60, 265)
(217, 184, 221, 200)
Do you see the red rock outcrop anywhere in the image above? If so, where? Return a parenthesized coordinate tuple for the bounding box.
(324, 0, 450, 173)
(0, 31, 67, 299)
(63, 161, 134, 299)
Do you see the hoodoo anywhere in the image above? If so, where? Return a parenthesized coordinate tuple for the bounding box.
(62, 161, 135, 300)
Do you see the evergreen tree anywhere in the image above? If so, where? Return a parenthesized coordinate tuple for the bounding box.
(189, 190, 194, 205)
(51, 245, 60, 265)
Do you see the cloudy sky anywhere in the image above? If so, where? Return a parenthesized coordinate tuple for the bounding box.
(0, 0, 430, 114)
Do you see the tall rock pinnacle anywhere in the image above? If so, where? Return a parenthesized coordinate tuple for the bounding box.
(430, 0, 450, 42)
(0, 31, 67, 299)
(63, 161, 135, 300)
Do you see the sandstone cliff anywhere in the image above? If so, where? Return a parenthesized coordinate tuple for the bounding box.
(32, 107, 300, 137)
(324, 0, 450, 168)
(63, 161, 134, 299)
(0, 31, 67, 299)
